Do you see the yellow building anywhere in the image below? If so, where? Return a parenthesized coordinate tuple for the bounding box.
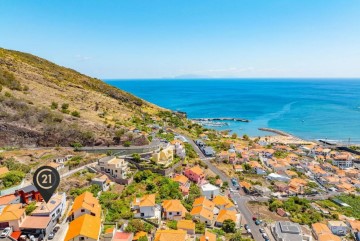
(152, 144, 174, 166)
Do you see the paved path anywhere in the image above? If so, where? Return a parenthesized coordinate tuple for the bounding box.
(60, 162, 97, 178)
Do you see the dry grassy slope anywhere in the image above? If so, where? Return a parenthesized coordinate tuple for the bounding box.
(0, 48, 164, 147)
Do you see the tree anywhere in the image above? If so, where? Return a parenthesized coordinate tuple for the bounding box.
(132, 153, 141, 162)
(242, 163, 251, 171)
(231, 133, 238, 139)
(222, 219, 236, 233)
(138, 236, 148, 241)
(269, 199, 283, 212)
(229, 231, 252, 241)
(242, 134, 249, 141)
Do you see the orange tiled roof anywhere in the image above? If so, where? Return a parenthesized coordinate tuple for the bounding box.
(0, 194, 17, 206)
(172, 175, 188, 185)
(64, 214, 101, 241)
(200, 230, 216, 241)
(189, 166, 204, 176)
(154, 229, 186, 241)
(68, 191, 101, 218)
(0, 204, 25, 222)
(240, 181, 252, 189)
(312, 223, 331, 236)
(133, 194, 156, 207)
(216, 209, 237, 223)
(212, 196, 233, 207)
(348, 220, 360, 232)
(193, 196, 215, 210)
(190, 206, 214, 220)
(162, 200, 187, 213)
(318, 233, 341, 241)
(177, 220, 195, 231)
(248, 161, 262, 168)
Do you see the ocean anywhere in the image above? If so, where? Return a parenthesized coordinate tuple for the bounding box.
(106, 79, 360, 144)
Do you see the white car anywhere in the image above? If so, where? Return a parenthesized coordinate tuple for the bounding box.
(0, 227, 12, 238)
(247, 228, 252, 233)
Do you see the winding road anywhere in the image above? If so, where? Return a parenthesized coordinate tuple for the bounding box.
(182, 134, 264, 241)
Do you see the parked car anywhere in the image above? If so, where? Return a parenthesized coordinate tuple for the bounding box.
(53, 226, 60, 233)
(29, 235, 36, 241)
(252, 216, 257, 221)
(38, 234, 44, 241)
(48, 232, 55, 240)
(255, 220, 261, 225)
(262, 233, 268, 239)
(244, 224, 249, 230)
(259, 228, 265, 233)
(246, 229, 252, 234)
(0, 227, 12, 238)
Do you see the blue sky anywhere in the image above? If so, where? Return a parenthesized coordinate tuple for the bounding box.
(1, 0, 360, 78)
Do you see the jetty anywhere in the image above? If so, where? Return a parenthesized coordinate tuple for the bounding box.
(258, 128, 292, 137)
(191, 117, 250, 123)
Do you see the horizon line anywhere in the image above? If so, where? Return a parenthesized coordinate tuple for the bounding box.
(103, 77, 360, 81)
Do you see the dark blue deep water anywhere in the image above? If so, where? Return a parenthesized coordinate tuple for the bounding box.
(106, 79, 360, 143)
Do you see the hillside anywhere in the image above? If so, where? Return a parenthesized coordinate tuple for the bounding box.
(0, 48, 165, 147)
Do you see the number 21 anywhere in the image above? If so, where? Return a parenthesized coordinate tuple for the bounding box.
(42, 174, 52, 184)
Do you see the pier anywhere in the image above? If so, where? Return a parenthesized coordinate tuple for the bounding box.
(258, 128, 292, 137)
(191, 117, 250, 122)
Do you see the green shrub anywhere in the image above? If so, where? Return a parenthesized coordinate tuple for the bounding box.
(71, 110, 80, 118)
(0, 171, 25, 188)
(25, 202, 37, 215)
(123, 141, 131, 147)
(0, 69, 22, 90)
(50, 102, 58, 109)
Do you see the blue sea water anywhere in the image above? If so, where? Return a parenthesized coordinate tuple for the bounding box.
(106, 79, 360, 144)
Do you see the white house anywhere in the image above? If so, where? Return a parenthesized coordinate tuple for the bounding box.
(332, 153, 354, 169)
(53, 155, 73, 164)
(68, 192, 101, 221)
(131, 194, 158, 218)
(200, 183, 220, 200)
(97, 156, 129, 179)
(32, 192, 66, 226)
(0, 204, 26, 231)
(162, 200, 187, 220)
(46, 162, 64, 171)
(171, 140, 186, 159)
(267, 173, 291, 182)
(91, 175, 111, 191)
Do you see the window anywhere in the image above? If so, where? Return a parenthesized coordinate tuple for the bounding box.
(79, 237, 85, 241)
(177, 212, 180, 215)
(81, 209, 85, 212)
(141, 213, 144, 217)
(169, 212, 172, 215)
